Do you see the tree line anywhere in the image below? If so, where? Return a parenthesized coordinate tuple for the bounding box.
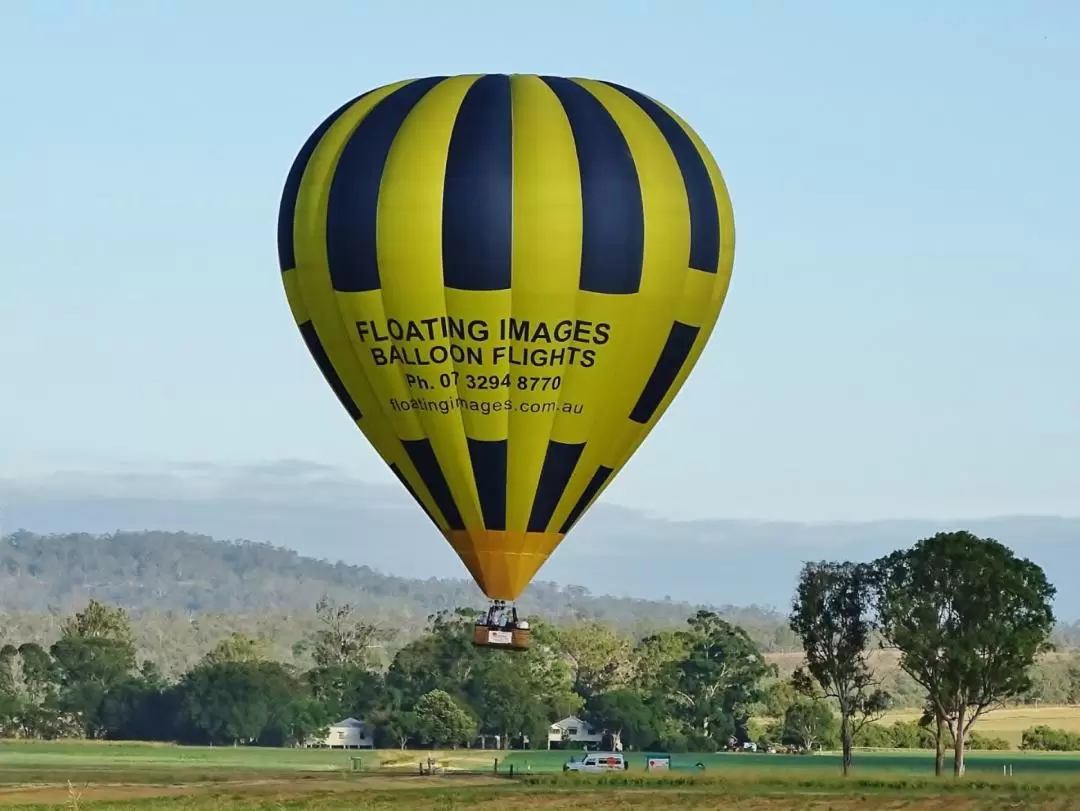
(0, 530, 1074, 779)
(0, 596, 780, 753)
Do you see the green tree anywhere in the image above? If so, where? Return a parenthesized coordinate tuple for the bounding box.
(97, 674, 175, 742)
(557, 622, 634, 700)
(10, 643, 61, 738)
(760, 679, 797, 719)
(790, 560, 889, 774)
(307, 596, 388, 669)
(467, 655, 551, 749)
(376, 709, 419, 749)
(1066, 658, 1080, 705)
(261, 696, 332, 747)
(873, 531, 1056, 776)
(51, 603, 139, 738)
(517, 622, 583, 722)
(663, 611, 770, 745)
(632, 630, 690, 690)
(175, 660, 300, 745)
(413, 689, 477, 748)
(202, 633, 271, 666)
(781, 696, 838, 751)
(386, 609, 483, 705)
(583, 689, 659, 750)
(59, 600, 135, 649)
(307, 664, 384, 723)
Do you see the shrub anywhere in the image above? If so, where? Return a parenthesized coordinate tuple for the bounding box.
(1021, 725, 1080, 751)
(966, 731, 1009, 750)
(887, 721, 936, 749)
(852, 722, 895, 748)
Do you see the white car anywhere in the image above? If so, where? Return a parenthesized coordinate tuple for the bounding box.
(563, 752, 627, 772)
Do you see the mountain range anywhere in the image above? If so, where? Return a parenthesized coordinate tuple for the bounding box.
(2, 460, 1077, 620)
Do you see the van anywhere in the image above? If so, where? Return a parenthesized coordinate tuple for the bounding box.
(563, 752, 627, 772)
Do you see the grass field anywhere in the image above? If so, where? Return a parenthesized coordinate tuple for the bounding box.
(879, 705, 1080, 747)
(1, 735, 1080, 808)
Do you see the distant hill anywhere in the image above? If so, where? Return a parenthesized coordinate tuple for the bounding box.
(0, 527, 1075, 679)
(0, 529, 798, 648)
(3, 460, 1078, 618)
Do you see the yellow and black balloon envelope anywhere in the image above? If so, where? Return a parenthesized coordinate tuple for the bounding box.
(278, 74, 735, 602)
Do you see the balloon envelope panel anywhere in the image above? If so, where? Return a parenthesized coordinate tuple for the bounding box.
(278, 74, 735, 601)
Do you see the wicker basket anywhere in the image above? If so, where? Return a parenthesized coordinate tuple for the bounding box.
(472, 625, 531, 651)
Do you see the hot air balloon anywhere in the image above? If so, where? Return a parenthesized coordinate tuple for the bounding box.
(277, 74, 735, 650)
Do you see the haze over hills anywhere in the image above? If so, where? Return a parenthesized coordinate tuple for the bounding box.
(2, 460, 1077, 620)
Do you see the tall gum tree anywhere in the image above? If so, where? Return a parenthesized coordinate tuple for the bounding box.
(872, 531, 1056, 777)
(789, 561, 889, 775)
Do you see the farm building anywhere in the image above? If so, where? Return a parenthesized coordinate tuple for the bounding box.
(547, 715, 604, 749)
(305, 717, 374, 749)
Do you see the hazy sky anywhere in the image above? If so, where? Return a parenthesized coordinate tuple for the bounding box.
(2, 2, 1077, 522)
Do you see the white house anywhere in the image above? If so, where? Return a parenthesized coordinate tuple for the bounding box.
(547, 715, 604, 749)
(305, 717, 374, 749)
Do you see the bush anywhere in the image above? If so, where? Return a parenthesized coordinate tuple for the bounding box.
(888, 721, 936, 749)
(966, 731, 1009, 751)
(852, 722, 895, 748)
(1021, 725, 1080, 751)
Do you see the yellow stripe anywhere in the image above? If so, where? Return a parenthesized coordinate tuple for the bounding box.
(293, 79, 450, 532)
(372, 74, 486, 532)
(660, 102, 736, 408)
(608, 106, 737, 476)
(675, 267, 720, 328)
(546, 77, 691, 532)
(657, 97, 737, 284)
(281, 267, 309, 324)
(505, 74, 583, 536)
(311, 85, 428, 445)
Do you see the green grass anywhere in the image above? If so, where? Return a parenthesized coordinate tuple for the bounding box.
(503, 747, 1080, 776)
(3, 740, 1080, 778)
(0, 739, 346, 769)
(1, 741, 1080, 808)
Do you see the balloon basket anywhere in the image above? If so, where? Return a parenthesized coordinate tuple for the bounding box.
(472, 602, 531, 651)
(472, 624, 531, 651)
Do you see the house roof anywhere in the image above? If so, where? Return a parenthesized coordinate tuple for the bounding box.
(331, 717, 366, 728)
(551, 715, 590, 729)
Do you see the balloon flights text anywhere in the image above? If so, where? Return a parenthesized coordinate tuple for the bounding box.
(354, 315, 611, 370)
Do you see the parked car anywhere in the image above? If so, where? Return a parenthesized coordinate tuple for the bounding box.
(563, 752, 628, 772)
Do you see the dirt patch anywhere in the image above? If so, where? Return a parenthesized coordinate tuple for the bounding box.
(0, 783, 196, 806)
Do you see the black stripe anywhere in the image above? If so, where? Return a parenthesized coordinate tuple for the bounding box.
(527, 440, 585, 532)
(443, 74, 513, 291)
(389, 463, 440, 526)
(297, 320, 361, 421)
(604, 82, 721, 274)
(540, 76, 644, 295)
(468, 438, 507, 530)
(402, 438, 465, 531)
(559, 466, 613, 534)
(326, 77, 447, 292)
(629, 321, 700, 424)
(277, 92, 369, 271)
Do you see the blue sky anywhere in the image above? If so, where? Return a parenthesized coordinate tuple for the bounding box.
(2, 2, 1077, 522)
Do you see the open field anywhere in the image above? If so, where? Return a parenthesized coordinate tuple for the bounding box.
(879, 705, 1080, 747)
(2, 769, 1080, 810)
(5, 738, 1080, 778)
(1, 741, 1080, 808)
